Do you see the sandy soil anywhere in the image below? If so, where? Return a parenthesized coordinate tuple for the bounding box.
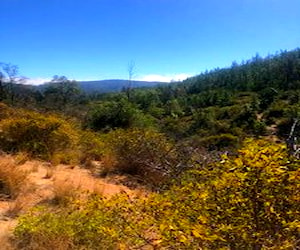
(0, 158, 133, 249)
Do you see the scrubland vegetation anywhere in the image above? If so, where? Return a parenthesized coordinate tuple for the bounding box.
(13, 140, 300, 249)
(0, 49, 300, 249)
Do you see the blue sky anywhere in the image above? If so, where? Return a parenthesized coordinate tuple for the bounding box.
(1, 0, 300, 84)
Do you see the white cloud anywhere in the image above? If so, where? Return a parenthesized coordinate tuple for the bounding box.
(137, 73, 193, 82)
(24, 78, 51, 85)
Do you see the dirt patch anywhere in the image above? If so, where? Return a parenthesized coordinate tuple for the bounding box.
(0, 157, 138, 249)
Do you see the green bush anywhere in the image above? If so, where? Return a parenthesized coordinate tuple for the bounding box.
(78, 130, 106, 164)
(86, 99, 154, 131)
(162, 116, 191, 138)
(252, 120, 267, 135)
(263, 100, 289, 125)
(215, 104, 244, 120)
(0, 102, 13, 120)
(196, 133, 239, 151)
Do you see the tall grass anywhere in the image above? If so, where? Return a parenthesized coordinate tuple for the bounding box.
(0, 156, 28, 199)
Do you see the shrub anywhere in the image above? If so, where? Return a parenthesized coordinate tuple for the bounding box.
(147, 139, 300, 249)
(102, 128, 178, 183)
(51, 179, 81, 206)
(232, 104, 257, 129)
(263, 100, 289, 125)
(196, 133, 239, 151)
(162, 116, 191, 138)
(14, 194, 153, 250)
(78, 130, 105, 164)
(252, 120, 267, 135)
(14, 139, 300, 249)
(215, 104, 244, 120)
(86, 99, 153, 131)
(0, 111, 78, 161)
(51, 149, 80, 165)
(0, 102, 13, 120)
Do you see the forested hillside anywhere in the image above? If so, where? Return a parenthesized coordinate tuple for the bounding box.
(0, 49, 299, 249)
(83, 49, 300, 148)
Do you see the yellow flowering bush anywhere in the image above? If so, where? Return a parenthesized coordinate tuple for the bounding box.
(0, 111, 79, 161)
(14, 139, 300, 249)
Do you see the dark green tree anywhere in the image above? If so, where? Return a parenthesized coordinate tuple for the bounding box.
(43, 75, 81, 110)
(0, 63, 25, 104)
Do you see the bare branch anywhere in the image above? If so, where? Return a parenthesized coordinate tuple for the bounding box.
(126, 60, 136, 100)
(286, 118, 300, 158)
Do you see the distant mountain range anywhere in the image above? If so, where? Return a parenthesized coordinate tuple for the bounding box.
(77, 79, 168, 93)
(33, 79, 169, 94)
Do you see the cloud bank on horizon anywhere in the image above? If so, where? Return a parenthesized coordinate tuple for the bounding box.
(137, 73, 192, 82)
(25, 78, 52, 85)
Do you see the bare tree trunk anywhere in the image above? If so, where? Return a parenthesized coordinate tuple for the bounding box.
(126, 60, 135, 101)
(286, 119, 299, 158)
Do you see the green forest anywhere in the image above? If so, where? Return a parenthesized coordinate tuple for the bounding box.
(0, 48, 299, 249)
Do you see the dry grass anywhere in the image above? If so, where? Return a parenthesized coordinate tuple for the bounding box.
(30, 161, 40, 173)
(52, 178, 81, 206)
(96, 155, 118, 177)
(0, 224, 16, 250)
(0, 238, 15, 250)
(43, 166, 55, 179)
(0, 156, 29, 199)
(5, 199, 25, 218)
(91, 182, 106, 195)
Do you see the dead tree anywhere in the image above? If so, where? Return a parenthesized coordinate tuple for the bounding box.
(286, 118, 300, 158)
(126, 60, 135, 101)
